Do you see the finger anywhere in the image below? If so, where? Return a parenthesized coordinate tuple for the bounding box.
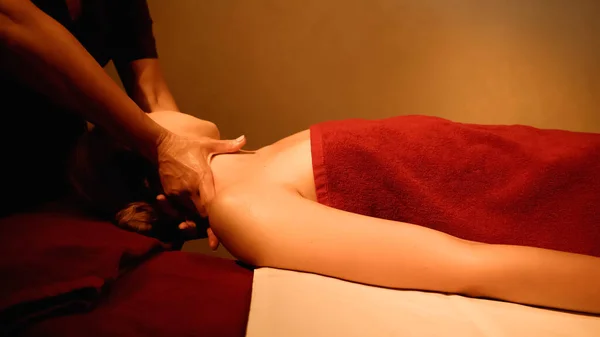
(207, 135, 246, 155)
(179, 221, 198, 239)
(207, 227, 220, 251)
(178, 220, 197, 230)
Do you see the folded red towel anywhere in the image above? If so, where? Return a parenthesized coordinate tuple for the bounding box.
(311, 115, 600, 256)
(20, 252, 254, 337)
(0, 211, 164, 334)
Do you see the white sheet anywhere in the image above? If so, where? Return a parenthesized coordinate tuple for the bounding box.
(247, 268, 600, 337)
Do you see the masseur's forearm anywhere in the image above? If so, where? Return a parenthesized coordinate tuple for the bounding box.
(475, 244, 600, 314)
(117, 58, 180, 113)
(0, 0, 165, 160)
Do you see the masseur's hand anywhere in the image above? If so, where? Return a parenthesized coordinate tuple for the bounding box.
(156, 131, 246, 218)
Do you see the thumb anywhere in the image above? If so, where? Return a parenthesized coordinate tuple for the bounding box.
(207, 135, 246, 155)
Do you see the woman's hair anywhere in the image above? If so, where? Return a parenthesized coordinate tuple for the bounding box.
(68, 127, 188, 241)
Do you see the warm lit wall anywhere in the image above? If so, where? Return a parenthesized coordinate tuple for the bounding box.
(105, 0, 599, 256)
(108, 0, 600, 148)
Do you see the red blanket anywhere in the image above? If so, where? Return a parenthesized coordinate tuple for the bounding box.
(0, 211, 164, 334)
(20, 252, 253, 337)
(310, 115, 600, 256)
(1, 211, 253, 337)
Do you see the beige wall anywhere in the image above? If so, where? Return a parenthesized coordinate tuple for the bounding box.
(106, 0, 599, 256)
(107, 0, 599, 148)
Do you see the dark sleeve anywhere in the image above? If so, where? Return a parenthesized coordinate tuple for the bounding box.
(109, 0, 158, 64)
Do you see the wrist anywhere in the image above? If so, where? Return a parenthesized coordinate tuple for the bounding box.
(147, 124, 171, 164)
(129, 115, 170, 164)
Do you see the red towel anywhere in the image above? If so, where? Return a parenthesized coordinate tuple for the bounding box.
(20, 252, 253, 337)
(310, 115, 600, 257)
(0, 211, 165, 334)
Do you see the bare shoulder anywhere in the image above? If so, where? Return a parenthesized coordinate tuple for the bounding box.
(208, 128, 314, 225)
(206, 129, 316, 262)
(256, 129, 317, 200)
(207, 183, 300, 264)
(148, 111, 219, 139)
(208, 182, 299, 225)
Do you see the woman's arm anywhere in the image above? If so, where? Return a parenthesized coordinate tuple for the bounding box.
(208, 186, 600, 314)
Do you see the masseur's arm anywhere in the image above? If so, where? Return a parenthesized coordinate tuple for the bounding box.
(0, 0, 244, 214)
(111, 0, 178, 113)
(208, 186, 600, 314)
(0, 0, 163, 158)
(118, 58, 179, 113)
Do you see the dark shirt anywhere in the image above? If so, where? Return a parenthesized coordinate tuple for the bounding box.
(0, 0, 158, 216)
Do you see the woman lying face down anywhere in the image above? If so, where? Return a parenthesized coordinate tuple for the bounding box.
(70, 111, 600, 315)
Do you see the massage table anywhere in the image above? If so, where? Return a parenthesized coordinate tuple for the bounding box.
(247, 268, 600, 337)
